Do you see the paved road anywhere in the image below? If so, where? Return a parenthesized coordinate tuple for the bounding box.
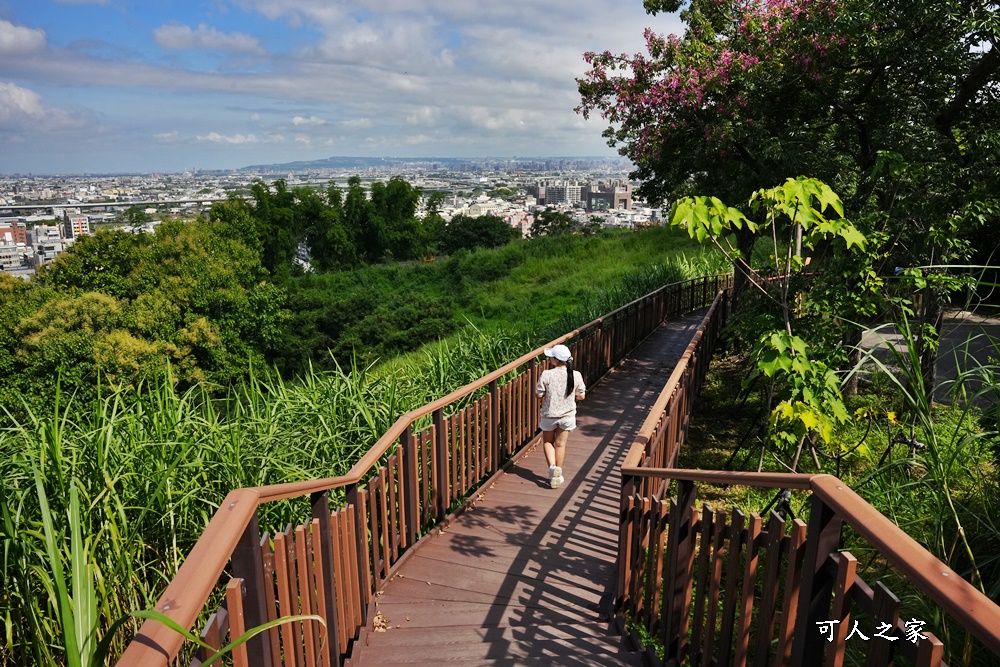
(861, 309, 1000, 406)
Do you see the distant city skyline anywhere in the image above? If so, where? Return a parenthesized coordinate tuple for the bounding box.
(0, 1, 684, 176)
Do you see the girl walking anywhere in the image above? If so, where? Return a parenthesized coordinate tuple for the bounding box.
(535, 344, 586, 489)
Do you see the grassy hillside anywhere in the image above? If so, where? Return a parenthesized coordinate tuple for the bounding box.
(277, 226, 728, 374)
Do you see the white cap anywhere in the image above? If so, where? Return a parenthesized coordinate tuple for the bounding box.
(544, 344, 572, 362)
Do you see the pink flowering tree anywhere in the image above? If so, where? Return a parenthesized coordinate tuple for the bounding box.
(578, 0, 1000, 387)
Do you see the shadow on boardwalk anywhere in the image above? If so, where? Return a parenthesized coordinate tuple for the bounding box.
(349, 311, 708, 666)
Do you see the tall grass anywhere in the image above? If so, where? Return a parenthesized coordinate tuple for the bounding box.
(0, 238, 719, 665)
(854, 317, 1000, 665)
(1, 354, 440, 664)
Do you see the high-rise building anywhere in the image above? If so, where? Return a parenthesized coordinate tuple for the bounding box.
(526, 180, 584, 206)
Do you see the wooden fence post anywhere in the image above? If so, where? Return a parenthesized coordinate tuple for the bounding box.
(617, 471, 638, 610)
(230, 510, 274, 667)
(664, 480, 697, 662)
(400, 425, 418, 548)
(489, 380, 500, 473)
(311, 491, 342, 667)
(791, 495, 844, 665)
(433, 408, 449, 520)
(345, 484, 369, 625)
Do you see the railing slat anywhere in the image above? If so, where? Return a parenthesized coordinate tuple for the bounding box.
(260, 534, 282, 664)
(663, 481, 696, 662)
(753, 512, 787, 667)
(226, 578, 249, 667)
(647, 498, 669, 631)
(718, 508, 746, 666)
(326, 511, 347, 657)
(777, 519, 808, 667)
(690, 504, 713, 666)
(865, 582, 901, 667)
(310, 496, 339, 667)
(734, 513, 763, 667)
(295, 524, 319, 667)
(791, 495, 843, 665)
(376, 468, 391, 582)
(390, 448, 403, 559)
(274, 527, 300, 667)
(401, 425, 418, 548)
(702, 508, 728, 667)
(826, 552, 858, 667)
(916, 631, 945, 667)
(199, 608, 226, 663)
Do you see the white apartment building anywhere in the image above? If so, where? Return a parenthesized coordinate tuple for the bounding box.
(29, 225, 66, 266)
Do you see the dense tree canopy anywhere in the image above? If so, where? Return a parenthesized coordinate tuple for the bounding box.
(438, 214, 519, 254)
(579, 0, 1000, 382)
(0, 220, 287, 409)
(579, 0, 999, 210)
(0, 176, 528, 408)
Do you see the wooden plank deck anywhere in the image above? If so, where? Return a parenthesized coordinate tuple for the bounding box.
(349, 311, 708, 666)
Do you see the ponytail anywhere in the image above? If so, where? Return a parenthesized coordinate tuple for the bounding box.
(565, 358, 575, 397)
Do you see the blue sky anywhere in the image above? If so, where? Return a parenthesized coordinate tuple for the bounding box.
(0, 0, 683, 174)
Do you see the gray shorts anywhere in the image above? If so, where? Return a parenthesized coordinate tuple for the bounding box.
(540, 415, 577, 432)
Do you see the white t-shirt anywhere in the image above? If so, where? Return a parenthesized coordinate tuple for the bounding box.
(536, 367, 586, 418)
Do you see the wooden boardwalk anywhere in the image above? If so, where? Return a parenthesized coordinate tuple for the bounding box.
(348, 311, 707, 666)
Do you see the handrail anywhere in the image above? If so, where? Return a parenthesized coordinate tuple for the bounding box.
(118, 273, 731, 666)
(628, 468, 1000, 657)
(621, 290, 724, 470)
(117, 489, 261, 666)
(256, 275, 722, 503)
(615, 285, 1000, 664)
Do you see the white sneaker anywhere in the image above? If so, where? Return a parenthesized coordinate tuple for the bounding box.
(550, 466, 563, 489)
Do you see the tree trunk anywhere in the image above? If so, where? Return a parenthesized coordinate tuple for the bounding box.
(841, 324, 864, 397)
(917, 288, 944, 395)
(732, 226, 756, 308)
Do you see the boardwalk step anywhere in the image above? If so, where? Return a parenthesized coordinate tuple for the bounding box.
(353, 622, 639, 665)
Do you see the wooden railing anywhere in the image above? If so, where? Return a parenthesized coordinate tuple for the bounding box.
(617, 294, 1000, 666)
(116, 274, 732, 667)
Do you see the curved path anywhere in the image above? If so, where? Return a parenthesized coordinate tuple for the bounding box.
(347, 310, 708, 666)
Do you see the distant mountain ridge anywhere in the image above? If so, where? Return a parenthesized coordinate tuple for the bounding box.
(238, 155, 631, 173)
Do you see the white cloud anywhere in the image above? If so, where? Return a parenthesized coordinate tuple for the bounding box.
(406, 106, 438, 126)
(464, 107, 529, 131)
(153, 23, 264, 54)
(0, 20, 46, 55)
(292, 115, 326, 126)
(405, 133, 432, 145)
(250, 113, 261, 121)
(199, 131, 258, 144)
(295, 134, 311, 145)
(0, 82, 44, 120)
(154, 131, 180, 142)
(0, 81, 83, 133)
(339, 118, 372, 130)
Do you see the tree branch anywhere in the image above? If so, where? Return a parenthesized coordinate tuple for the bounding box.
(935, 46, 1000, 134)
